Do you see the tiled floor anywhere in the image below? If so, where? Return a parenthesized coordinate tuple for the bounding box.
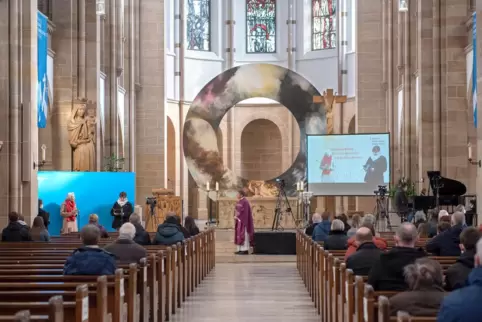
(170, 263, 319, 322)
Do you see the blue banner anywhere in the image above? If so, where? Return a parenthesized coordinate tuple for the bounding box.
(473, 12, 477, 128)
(37, 11, 48, 128)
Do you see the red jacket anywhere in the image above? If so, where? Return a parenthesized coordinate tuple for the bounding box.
(344, 236, 388, 260)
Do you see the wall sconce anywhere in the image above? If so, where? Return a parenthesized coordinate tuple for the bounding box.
(33, 144, 47, 170)
(96, 0, 106, 16)
(0, 141, 3, 152)
(468, 143, 481, 167)
(398, 0, 408, 12)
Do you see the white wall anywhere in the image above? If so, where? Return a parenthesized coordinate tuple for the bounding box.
(164, 0, 357, 102)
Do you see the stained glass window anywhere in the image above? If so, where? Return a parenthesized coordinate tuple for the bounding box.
(187, 0, 211, 51)
(246, 0, 277, 53)
(312, 0, 337, 50)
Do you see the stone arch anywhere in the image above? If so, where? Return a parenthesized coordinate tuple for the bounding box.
(234, 112, 287, 176)
(166, 116, 176, 191)
(240, 119, 284, 180)
(216, 127, 223, 162)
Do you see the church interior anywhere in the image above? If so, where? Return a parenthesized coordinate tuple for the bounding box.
(0, 0, 482, 320)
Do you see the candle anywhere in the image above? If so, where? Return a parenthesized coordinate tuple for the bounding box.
(296, 182, 299, 191)
(206, 181, 210, 191)
(41, 146, 46, 161)
(468, 143, 473, 160)
(215, 182, 219, 191)
(300, 181, 304, 191)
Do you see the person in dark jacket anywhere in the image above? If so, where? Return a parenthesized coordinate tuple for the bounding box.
(153, 215, 185, 246)
(438, 238, 482, 321)
(1, 212, 32, 242)
(175, 215, 191, 238)
(368, 222, 426, 291)
(346, 227, 382, 275)
(445, 227, 480, 291)
(426, 211, 465, 256)
(184, 215, 200, 237)
(110, 191, 134, 230)
(312, 212, 331, 242)
(63, 224, 116, 275)
(104, 223, 147, 264)
(324, 219, 348, 250)
(129, 213, 151, 245)
(88, 214, 109, 238)
(336, 213, 351, 234)
(37, 199, 50, 230)
(389, 258, 445, 316)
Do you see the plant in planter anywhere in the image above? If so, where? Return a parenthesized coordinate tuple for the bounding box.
(389, 177, 417, 198)
(104, 153, 125, 172)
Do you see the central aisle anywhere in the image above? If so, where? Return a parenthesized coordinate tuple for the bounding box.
(170, 262, 319, 322)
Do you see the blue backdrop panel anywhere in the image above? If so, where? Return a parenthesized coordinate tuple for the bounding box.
(38, 172, 136, 235)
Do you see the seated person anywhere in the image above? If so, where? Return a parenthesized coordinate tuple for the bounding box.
(312, 211, 331, 242)
(445, 227, 480, 291)
(437, 221, 451, 235)
(428, 210, 451, 238)
(346, 214, 361, 238)
(104, 223, 147, 264)
(175, 214, 191, 238)
(438, 238, 482, 321)
(88, 214, 109, 238)
(37, 199, 50, 230)
(323, 219, 348, 250)
(184, 215, 200, 237)
(417, 222, 430, 238)
(129, 214, 151, 245)
(30, 216, 50, 241)
(63, 224, 116, 275)
(345, 214, 388, 259)
(346, 227, 382, 275)
(153, 215, 185, 246)
(426, 211, 465, 256)
(368, 223, 426, 291)
(336, 213, 351, 234)
(305, 213, 322, 237)
(17, 214, 29, 228)
(1, 212, 32, 242)
(389, 258, 445, 316)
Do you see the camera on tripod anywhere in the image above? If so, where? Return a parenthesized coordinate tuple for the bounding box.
(146, 197, 157, 215)
(374, 185, 388, 197)
(275, 178, 286, 188)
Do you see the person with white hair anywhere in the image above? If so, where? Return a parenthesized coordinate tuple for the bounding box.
(305, 212, 322, 236)
(323, 219, 348, 250)
(60, 192, 79, 234)
(367, 222, 426, 291)
(104, 223, 147, 264)
(426, 211, 466, 257)
(438, 237, 482, 321)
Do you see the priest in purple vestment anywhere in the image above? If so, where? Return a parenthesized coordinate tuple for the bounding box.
(234, 189, 254, 254)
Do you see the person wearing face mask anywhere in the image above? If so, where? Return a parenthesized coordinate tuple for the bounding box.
(363, 145, 388, 188)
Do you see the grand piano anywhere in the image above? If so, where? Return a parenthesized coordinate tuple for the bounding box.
(412, 171, 467, 212)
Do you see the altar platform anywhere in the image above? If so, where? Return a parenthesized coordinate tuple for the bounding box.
(217, 197, 300, 229)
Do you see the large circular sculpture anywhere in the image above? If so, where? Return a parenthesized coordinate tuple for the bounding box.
(183, 63, 327, 197)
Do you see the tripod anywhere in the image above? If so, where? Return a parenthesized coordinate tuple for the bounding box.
(272, 182, 296, 231)
(374, 194, 391, 231)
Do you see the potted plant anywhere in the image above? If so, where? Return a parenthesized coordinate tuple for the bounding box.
(104, 153, 125, 172)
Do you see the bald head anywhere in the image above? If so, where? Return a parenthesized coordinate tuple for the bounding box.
(312, 213, 322, 224)
(355, 227, 373, 244)
(395, 222, 418, 247)
(452, 211, 465, 226)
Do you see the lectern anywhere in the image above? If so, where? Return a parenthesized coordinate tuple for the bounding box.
(145, 188, 182, 232)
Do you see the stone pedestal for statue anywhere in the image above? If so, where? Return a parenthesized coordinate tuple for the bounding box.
(145, 188, 182, 232)
(217, 197, 299, 229)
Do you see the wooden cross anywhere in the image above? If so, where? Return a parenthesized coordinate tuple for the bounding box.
(313, 89, 347, 135)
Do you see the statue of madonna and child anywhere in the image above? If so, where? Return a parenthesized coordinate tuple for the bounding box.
(67, 98, 96, 171)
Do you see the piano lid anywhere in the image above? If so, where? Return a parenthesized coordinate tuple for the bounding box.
(427, 171, 467, 196)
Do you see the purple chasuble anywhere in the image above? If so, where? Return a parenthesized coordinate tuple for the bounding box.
(234, 197, 254, 246)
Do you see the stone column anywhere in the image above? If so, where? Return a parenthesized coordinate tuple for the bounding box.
(108, 0, 118, 157)
(355, 0, 385, 211)
(136, 0, 165, 204)
(20, 0, 39, 222)
(52, 1, 78, 170)
(78, 0, 86, 98)
(402, 4, 411, 178)
(128, 0, 136, 171)
(476, 1, 482, 221)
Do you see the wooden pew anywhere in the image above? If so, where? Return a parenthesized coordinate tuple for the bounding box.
(378, 296, 437, 322)
(0, 284, 89, 322)
(0, 295, 64, 322)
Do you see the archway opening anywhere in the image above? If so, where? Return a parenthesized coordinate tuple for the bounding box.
(241, 119, 282, 181)
(167, 117, 176, 191)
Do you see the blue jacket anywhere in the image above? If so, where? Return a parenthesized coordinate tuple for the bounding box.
(312, 220, 331, 242)
(153, 223, 184, 246)
(438, 267, 482, 321)
(63, 246, 117, 275)
(426, 224, 464, 257)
